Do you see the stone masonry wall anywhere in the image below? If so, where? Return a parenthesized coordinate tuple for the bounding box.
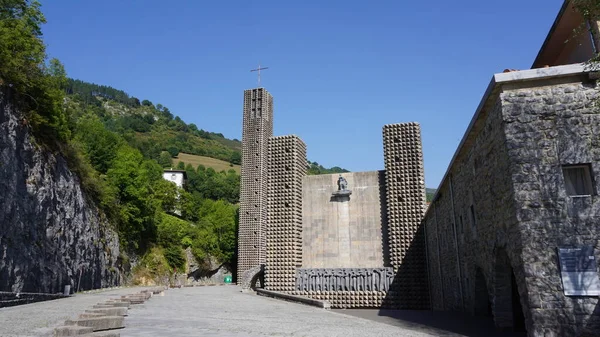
(238, 88, 273, 285)
(382, 122, 429, 309)
(425, 72, 600, 336)
(501, 76, 600, 337)
(265, 135, 306, 292)
(424, 94, 521, 327)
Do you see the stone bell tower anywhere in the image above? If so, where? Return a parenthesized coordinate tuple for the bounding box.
(237, 88, 273, 285)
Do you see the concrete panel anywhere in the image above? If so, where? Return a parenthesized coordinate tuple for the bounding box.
(302, 171, 386, 268)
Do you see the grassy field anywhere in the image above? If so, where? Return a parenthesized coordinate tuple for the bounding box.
(174, 153, 241, 173)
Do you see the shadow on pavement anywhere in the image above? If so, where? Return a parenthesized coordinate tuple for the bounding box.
(334, 309, 527, 337)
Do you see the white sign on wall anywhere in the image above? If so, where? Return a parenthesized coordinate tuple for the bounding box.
(558, 246, 600, 296)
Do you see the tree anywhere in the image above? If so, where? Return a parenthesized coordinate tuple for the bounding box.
(0, 0, 46, 89)
(573, 1, 600, 66)
(141, 99, 153, 107)
(157, 151, 173, 168)
(106, 146, 163, 251)
(75, 114, 123, 174)
(0, 0, 70, 143)
(229, 151, 241, 165)
(166, 146, 179, 158)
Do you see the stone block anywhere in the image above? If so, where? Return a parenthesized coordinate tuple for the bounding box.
(65, 316, 124, 331)
(53, 326, 93, 336)
(79, 313, 105, 319)
(79, 332, 120, 337)
(85, 308, 128, 316)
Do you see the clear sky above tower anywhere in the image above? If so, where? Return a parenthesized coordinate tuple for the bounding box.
(40, 0, 564, 188)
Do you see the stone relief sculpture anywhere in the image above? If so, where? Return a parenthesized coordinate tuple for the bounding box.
(296, 268, 394, 292)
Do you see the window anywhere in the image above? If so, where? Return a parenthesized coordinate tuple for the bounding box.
(562, 164, 594, 196)
(171, 174, 176, 180)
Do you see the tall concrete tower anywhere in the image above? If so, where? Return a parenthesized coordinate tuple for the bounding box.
(238, 88, 274, 285)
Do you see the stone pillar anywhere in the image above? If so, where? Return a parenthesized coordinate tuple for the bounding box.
(238, 88, 274, 286)
(382, 122, 429, 309)
(265, 135, 307, 292)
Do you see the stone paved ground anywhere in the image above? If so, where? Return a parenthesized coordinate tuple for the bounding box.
(0, 286, 526, 337)
(121, 286, 439, 337)
(0, 286, 152, 337)
(336, 309, 526, 337)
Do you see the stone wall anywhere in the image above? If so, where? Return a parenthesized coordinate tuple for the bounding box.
(424, 71, 600, 336)
(301, 171, 386, 268)
(502, 76, 600, 336)
(265, 135, 306, 292)
(424, 95, 520, 320)
(238, 88, 274, 285)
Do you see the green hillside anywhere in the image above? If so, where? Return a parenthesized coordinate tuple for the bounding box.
(175, 153, 241, 174)
(65, 79, 242, 165)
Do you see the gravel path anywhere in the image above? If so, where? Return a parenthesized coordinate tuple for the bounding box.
(121, 286, 438, 337)
(0, 287, 152, 337)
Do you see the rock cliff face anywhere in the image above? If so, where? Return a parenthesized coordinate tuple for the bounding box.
(0, 91, 120, 293)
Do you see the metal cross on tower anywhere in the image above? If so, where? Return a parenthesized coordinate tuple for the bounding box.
(250, 63, 269, 87)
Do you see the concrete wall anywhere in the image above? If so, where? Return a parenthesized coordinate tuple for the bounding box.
(302, 171, 386, 269)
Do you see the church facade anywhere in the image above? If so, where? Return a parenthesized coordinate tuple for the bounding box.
(237, 87, 430, 309)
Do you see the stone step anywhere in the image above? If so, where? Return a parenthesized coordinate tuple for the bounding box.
(65, 316, 125, 332)
(85, 308, 128, 316)
(79, 332, 120, 337)
(92, 304, 124, 309)
(79, 313, 105, 319)
(122, 298, 144, 304)
(147, 287, 166, 294)
(123, 293, 150, 300)
(53, 325, 93, 336)
(96, 301, 130, 308)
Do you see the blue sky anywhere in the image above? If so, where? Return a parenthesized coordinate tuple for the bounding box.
(40, 0, 563, 189)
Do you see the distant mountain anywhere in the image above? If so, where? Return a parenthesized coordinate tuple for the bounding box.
(65, 79, 242, 165)
(65, 79, 347, 174)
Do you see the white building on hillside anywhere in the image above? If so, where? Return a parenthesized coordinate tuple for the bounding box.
(162, 169, 187, 189)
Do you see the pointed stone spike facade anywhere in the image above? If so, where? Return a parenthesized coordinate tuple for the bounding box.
(383, 122, 429, 309)
(236, 88, 429, 310)
(238, 88, 273, 286)
(265, 135, 307, 292)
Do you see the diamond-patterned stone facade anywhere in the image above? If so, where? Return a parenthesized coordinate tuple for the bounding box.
(382, 122, 429, 309)
(238, 88, 273, 285)
(265, 135, 307, 292)
(237, 87, 429, 310)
